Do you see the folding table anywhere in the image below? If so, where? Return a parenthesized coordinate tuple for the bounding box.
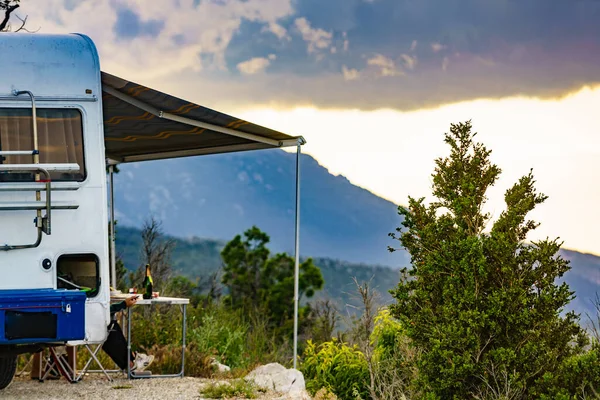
(110, 294, 190, 379)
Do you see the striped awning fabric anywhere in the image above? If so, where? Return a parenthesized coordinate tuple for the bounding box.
(101, 72, 303, 164)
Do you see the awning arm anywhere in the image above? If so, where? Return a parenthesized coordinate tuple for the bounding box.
(102, 86, 305, 148)
(117, 143, 269, 163)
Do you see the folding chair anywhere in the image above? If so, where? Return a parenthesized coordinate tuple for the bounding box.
(74, 313, 127, 382)
(74, 343, 119, 382)
(15, 354, 34, 377)
(38, 346, 77, 383)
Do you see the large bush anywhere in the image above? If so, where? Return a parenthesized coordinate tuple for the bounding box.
(301, 339, 370, 400)
(389, 121, 586, 399)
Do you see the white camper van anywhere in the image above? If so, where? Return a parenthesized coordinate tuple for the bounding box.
(0, 33, 304, 389)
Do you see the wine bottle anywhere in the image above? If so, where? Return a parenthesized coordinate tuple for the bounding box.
(142, 264, 153, 299)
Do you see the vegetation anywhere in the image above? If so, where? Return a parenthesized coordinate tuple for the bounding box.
(92, 121, 600, 400)
(17, 120, 600, 398)
(200, 379, 263, 399)
(114, 225, 399, 324)
(388, 121, 597, 398)
(302, 338, 370, 399)
(221, 226, 324, 338)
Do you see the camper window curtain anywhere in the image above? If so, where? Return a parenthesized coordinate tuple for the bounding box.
(0, 108, 85, 182)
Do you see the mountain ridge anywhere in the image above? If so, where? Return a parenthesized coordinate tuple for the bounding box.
(115, 225, 599, 324)
(112, 149, 409, 267)
(110, 149, 599, 320)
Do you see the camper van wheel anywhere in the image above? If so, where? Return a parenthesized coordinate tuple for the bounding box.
(0, 355, 17, 390)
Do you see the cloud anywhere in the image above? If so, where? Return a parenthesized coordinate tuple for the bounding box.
(367, 54, 403, 77)
(237, 54, 276, 75)
(262, 21, 290, 40)
(24, 0, 294, 80)
(431, 42, 446, 53)
(400, 54, 417, 70)
(113, 4, 164, 39)
(442, 56, 450, 71)
(342, 65, 360, 81)
(19, 0, 600, 111)
(294, 17, 333, 54)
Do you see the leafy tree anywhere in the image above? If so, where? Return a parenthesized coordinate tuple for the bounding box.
(389, 121, 586, 398)
(165, 275, 198, 298)
(221, 226, 324, 335)
(163, 274, 221, 307)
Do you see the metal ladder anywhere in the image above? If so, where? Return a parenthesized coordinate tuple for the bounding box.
(0, 90, 80, 251)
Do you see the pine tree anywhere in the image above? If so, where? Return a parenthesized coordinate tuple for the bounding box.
(389, 121, 586, 398)
(221, 226, 324, 335)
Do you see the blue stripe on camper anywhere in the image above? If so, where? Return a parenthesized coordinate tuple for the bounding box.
(0, 289, 86, 345)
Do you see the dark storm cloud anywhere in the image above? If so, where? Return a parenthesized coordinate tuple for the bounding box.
(215, 0, 600, 110)
(113, 5, 165, 40)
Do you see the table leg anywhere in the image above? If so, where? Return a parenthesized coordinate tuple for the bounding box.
(127, 307, 132, 379)
(180, 304, 187, 377)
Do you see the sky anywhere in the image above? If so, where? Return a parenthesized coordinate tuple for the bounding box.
(11, 0, 600, 255)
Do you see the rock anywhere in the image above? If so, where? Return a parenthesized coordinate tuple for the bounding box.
(245, 363, 311, 399)
(209, 357, 231, 373)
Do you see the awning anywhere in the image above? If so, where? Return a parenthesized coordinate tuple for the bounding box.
(102, 71, 305, 368)
(101, 72, 304, 164)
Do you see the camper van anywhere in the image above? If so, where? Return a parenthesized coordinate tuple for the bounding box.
(0, 33, 304, 389)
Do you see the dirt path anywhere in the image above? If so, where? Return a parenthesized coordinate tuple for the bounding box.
(2, 376, 281, 400)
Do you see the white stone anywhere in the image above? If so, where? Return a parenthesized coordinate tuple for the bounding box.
(245, 363, 311, 399)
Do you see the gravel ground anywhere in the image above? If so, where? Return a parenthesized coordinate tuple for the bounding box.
(2, 375, 281, 400)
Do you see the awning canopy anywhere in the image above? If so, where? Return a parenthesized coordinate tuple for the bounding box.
(101, 72, 304, 164)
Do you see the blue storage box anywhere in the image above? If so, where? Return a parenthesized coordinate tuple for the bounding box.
(0, 289, 86, 345)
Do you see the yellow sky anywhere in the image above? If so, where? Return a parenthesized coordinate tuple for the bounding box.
(236, 85, 600, 256)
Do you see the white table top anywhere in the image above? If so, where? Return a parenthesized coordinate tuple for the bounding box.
(111, 293, 190, 305)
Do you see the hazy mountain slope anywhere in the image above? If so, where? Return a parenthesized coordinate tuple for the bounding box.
(116, 227, 599, 322)
(111, 148, 599, 320)
(116, 226, 399, 317)
(112, 150, 409, 267)
(560, 249, 600, 325)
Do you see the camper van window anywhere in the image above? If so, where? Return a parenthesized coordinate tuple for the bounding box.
(0, 108, 85, 182)
(57, 254, 100, 298)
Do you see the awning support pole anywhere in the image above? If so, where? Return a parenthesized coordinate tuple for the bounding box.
(293, 140, 301, 369)
(109, 164, 117, 289)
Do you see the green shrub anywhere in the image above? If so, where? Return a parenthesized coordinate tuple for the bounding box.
(301, 339, 369, 400)
(370, 308, 403, 359)
(188, 306, 249, 369)
(200, 379, 263, 399)
(128, 305, 183, 351)
(389, 122, 587, 398)
(369, 308, 418, 399)
(535, 345, 600, 399)
(313, 387, 339, 400)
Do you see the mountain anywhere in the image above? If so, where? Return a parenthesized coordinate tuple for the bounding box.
(111, 149, 599, 321)
(560, 250, 600, 326)
(116, 226, 599, 324)
(112, 150, 409, 268)
(115, 225, 399, 313)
